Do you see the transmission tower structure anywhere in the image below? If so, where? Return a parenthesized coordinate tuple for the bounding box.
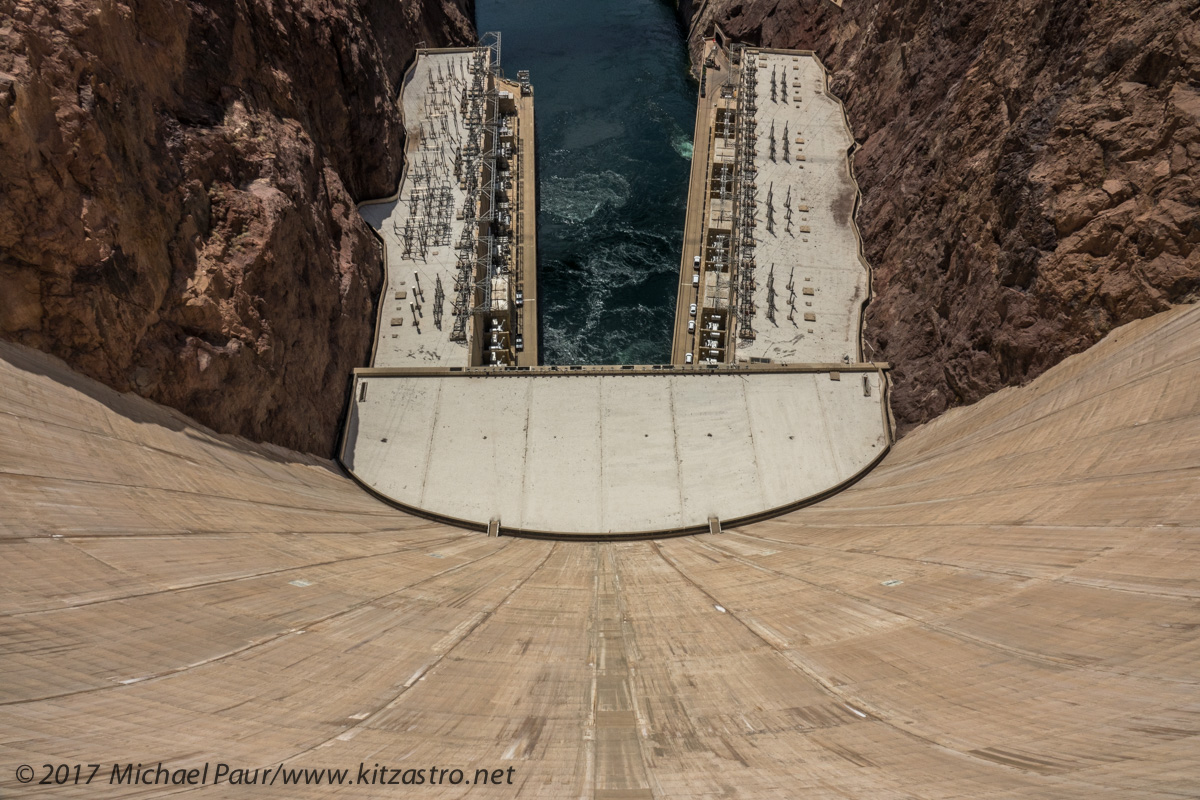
(731, 50, 759, 345)
(469, 66, 503, 322)
(480, 31, 501, 76)
(450, 46, 490, 343)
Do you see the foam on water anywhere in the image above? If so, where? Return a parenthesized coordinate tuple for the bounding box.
(671, 132, 694, 160)
(542, 171, 631, 224)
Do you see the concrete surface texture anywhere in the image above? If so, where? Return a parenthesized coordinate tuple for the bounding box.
(740, 50, 871, 362)
(2, 302, 1197, 798)
(343, 367, 889, 535)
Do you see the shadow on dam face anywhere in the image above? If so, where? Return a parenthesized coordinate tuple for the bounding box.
(2, 302, 1198, 796)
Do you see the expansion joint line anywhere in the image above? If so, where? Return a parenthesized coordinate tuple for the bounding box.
(697, 534, 1199, 688)
(731, 524, 1200, 601)
(3, 538, 518, 708)
(8, 531, 465, 618)
(156, 541, 557, 799)
(653, 538, 1191, 783)
(644, 541, 1044, 777)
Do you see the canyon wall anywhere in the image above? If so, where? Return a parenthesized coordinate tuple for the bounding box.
(0, 0, 474, 454)
(680, 0, 1200, 430)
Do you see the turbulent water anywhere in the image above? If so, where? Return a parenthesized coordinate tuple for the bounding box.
(476, 0, 695, 364)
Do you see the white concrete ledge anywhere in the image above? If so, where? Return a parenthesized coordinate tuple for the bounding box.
(341, 370, 891, 537)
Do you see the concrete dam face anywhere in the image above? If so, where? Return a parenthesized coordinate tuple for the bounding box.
(2, 302, 1197, 797)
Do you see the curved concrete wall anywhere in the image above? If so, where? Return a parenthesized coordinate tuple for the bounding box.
(342, 366, 891, 536)
(1, 303, 1197, 797)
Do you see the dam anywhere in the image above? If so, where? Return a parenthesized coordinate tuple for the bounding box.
(3, 7, 1199, 800)
(341, 33, 890, 536)
(2, 302, 1197, 796)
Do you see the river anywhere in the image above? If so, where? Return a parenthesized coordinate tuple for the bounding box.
(476, 0, 695, 364)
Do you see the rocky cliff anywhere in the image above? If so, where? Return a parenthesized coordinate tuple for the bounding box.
(680, 0, 1200, 431)
(0, 0, 474, 454)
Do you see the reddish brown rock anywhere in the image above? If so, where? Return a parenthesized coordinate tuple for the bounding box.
(680, 0, 1200, 432)
(0, 0, 474, 454)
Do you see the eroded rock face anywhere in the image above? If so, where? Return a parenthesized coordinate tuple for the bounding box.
(680, 0, 1200, 431)
(0, 0, 474, 454)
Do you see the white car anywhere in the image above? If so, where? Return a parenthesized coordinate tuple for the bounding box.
(685, 352, 693, 364)
(689, 303, 697, 316)
(693, 255, 701, 270)
(688, 320, 695, 333)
